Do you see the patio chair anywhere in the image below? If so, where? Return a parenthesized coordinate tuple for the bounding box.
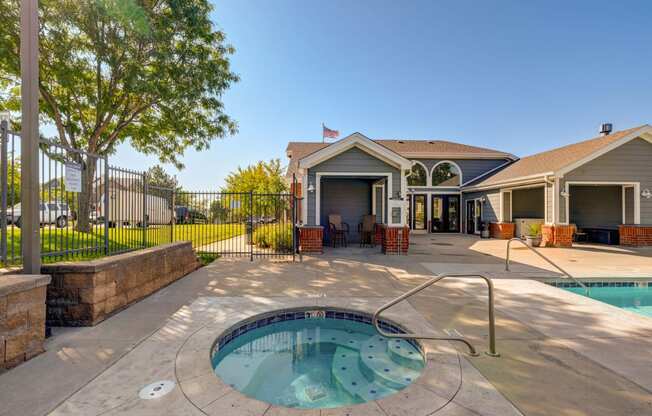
(328, 214, 349, 247)
(358, 215, 377, 248)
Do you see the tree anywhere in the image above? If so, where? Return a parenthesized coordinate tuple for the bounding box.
(0, 0, 238, 231)
(222, 159, 288, 194)
(221, 159, 289, 221)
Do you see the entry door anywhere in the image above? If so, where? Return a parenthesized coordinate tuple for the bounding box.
(466, 200, 475, 234)
(431, 195, 460, 233)
(410, 194, 427, 230)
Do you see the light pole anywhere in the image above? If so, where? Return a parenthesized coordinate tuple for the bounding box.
(20, 0, 41, 273)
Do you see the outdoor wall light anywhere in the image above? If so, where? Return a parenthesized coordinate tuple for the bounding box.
(0, 111, 10, 123)
(642, 189, 652, 199)
(560, 190, 569, 198)
(480, 196, 487, 203)
(307, 183, 315, 193)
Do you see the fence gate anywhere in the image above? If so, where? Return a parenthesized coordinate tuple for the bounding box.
(175, 191, 297, 260)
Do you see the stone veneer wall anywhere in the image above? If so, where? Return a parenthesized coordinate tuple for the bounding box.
(381, 225, 410, 254)
(619, 225, 652, 246)
(43, 242, 199, 326)
(541, 225, 575, 247)
(489, 222, 515, 239)
(1, 274, 51, 371)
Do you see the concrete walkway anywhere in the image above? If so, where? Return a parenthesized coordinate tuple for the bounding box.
(0, 234, 651, 415)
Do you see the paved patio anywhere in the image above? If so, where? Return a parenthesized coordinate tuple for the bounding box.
(1, 234, 651, 415)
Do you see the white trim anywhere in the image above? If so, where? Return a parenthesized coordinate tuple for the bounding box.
(406, 161, 429, 187)
(462, 172, 553, 192)
(396, 152, 518, 160)
(301, 174, 308, 224)
(554, 177, 561, 224)
(430, 160, 463, 187)
(460, 159, 514, 187)
(315, 172, 396, 226)
(556, 126, 652, 177)
(564, 181, 641, 226)
(299, 132, 412, 170)
(499, 189, 512, 223)
(372, 183, 386, 223)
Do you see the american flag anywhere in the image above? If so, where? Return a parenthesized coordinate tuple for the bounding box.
(322, 124, 339, 139)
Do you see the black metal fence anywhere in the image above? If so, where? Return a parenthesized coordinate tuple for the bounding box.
(0, 121, 297, 266)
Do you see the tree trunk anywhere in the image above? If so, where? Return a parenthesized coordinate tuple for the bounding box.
(75, 156, 97, 233)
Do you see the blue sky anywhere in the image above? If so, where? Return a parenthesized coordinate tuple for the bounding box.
(114, 0, 652, 189)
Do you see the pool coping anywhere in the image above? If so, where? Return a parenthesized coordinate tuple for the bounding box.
(174, 297, 520, 415)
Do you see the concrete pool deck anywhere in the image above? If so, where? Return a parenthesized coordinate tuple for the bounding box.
(0, 234, 651, 415)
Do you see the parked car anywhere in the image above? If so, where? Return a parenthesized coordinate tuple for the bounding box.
(175, 206, 207, 224)
(8, 202, 71, 228)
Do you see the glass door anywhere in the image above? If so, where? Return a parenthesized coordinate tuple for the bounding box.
(431, 195, 460, 232)
(410, 194, 427, 230)
(466, 200, 475, 234)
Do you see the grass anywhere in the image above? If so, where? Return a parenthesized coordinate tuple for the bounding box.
(1, 223, 245, 264)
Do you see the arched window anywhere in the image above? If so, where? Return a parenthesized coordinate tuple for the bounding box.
(407, 163, 427, 186)
(431, 162, 461, 186)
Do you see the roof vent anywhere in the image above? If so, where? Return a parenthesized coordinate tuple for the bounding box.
(397, 140, 405, 144)
(428, 141, 435, 144)
(600, 123, 613, 136)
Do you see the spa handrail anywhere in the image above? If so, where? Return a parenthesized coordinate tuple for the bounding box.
(372, 273, 498, 357)
(505, 238, 589, 294)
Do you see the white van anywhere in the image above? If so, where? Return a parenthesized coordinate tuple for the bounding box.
(8, 202, 71, 228)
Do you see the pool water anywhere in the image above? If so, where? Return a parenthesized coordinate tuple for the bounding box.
(211, 317, 424, 409)
(564, 285, 652, 318)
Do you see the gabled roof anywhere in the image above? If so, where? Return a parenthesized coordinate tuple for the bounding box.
(468, 125, 652, 189)
(286, 135, 515, 176)
(296, 133, 412, 171)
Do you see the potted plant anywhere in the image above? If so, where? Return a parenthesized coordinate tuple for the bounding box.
(481, 221, 490, 238)
(525, 223, 542, 247)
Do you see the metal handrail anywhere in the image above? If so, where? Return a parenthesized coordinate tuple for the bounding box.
(372, 273, 499, 357)
(505, 238, 589, 294)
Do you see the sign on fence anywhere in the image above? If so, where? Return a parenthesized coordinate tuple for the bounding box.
(64, 162, 82, 193)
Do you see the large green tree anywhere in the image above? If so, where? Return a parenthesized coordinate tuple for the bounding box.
(0, 0, 238, 231)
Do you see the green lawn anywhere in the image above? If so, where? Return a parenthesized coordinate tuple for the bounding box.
(1, 223, 245, 264)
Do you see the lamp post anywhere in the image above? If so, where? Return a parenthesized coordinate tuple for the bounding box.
(20, 0, 41, 273)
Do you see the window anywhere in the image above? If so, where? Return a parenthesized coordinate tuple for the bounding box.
(432, 162, 461, 187)
(407, 163, 427, 186)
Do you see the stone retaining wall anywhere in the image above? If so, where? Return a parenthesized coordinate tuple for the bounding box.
(43, 242, 199, 326)
(1, 274, 51, 371)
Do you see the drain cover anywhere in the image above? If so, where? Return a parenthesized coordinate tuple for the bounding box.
(139, 380, 175, 400)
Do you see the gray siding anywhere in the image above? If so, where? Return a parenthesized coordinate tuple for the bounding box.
(545, 182, 553, 223)
(560, 138, 652, 224)
(417, 159, 509, 185)
(569, 185, 622, 229)
(502, 191, 512, 222)
(463, 190, 500, 224)
(512, 187, 545, 219)
(307, 146, 400, 225)
(625, 187, 635, 224)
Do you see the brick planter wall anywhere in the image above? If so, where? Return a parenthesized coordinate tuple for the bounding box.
(381, 225, 410, 254)
(374, 224, 383, 245)
(42, 242, 199, 326)
(541, 224, 575, 247)
(619, 225, 652, 246)
(298, 226, 324, 254)
(489, 222, 515, 239)
(1, 274, 51, 372)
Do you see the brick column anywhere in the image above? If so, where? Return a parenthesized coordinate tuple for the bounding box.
(374, 223, 383, 245)
(298, 226, 324, 254)
(381, 225, 410, 254)
(619, 225, 652, 246)
(489, 222, 515, 239)
(1, 274, 51, 371)
(541, 224, 575, 247)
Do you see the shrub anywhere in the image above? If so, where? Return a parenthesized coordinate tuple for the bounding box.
(252, 224, 294, 251)
(526, 223, 542, 237)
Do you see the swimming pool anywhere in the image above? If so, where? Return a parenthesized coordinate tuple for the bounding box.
(211, 311, 425, 409)
(551, 281, 652, 318)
